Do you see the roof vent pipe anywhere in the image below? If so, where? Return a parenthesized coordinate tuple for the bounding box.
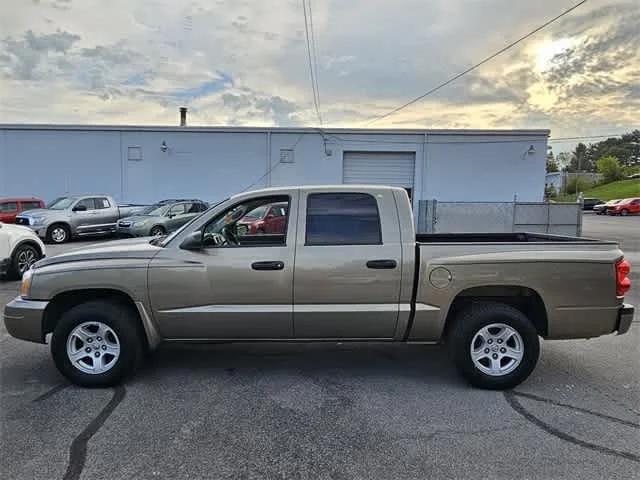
(179, 107, 187, 126)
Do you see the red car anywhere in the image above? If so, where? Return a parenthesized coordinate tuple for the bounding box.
(608, 198, 640, 216)
(0, 197, 45, 223)
(237, 202, 288, 234)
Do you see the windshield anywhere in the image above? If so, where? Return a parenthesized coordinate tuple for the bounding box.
(159, 198, 228, 247)
(139, 204, 169, 216)
(47, 197, 77, 210)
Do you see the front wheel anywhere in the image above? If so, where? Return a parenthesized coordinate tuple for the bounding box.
(448, 302, 540, 390)
(51, 300, 144, 387)
(620, 209, 629, 216)
(9, 243, 41, 279)
(46, 224, 70, 244)
(149, 225, 165, 237)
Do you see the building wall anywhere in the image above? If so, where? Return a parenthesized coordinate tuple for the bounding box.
(0, 127, 548, 205)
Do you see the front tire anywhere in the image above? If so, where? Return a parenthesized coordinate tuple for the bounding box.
(620, 209, 629, 216)
(9, 243, 41, 279)
(51, 300, 144, 387)
(149, 225, 165, 237)
(46, 223, 70, 244)
(448, 302, 540, 390)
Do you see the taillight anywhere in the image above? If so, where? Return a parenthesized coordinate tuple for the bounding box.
(616, 258, 631, 297)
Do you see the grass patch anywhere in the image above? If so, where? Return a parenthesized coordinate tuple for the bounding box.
(555, 179, 640, 202)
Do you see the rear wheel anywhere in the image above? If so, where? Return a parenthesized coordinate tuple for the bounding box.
(448, 302, 540, 390)
(51, 300, 144, 387)
(9, 243, 41, 279)
(620, 209, 629, 216)
(46, 224, 70, 244)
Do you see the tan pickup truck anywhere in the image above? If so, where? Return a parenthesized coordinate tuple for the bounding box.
(4, 185, 634, 389)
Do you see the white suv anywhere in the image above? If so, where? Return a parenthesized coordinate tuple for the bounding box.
(0, 222, 46, 279)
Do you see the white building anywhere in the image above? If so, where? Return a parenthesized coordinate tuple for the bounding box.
(0, 124, 548, 209)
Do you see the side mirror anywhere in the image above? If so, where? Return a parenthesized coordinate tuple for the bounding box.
(180, 230, 203, 250)
(73, 205, 87, 212)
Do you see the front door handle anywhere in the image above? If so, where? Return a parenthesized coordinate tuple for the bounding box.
(366, 259, 397, 269)
(252, 261, 284, 271)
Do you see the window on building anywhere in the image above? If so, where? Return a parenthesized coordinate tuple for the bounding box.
(305, 193, 382, 246)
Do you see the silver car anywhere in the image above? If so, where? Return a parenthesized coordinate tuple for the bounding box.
(116, 199, 208, 237)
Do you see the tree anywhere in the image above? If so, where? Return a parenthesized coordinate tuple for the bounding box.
(568, 143, 593, 172)
(566, 177, 592, 194)
(596, 155, 623, 183)
(557, 152, 572, 171)
(546, 158, 559, 173)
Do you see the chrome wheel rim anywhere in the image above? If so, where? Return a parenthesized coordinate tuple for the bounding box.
(51, 227, 67, 243)
(150, 227, 163, 236)
(66, 322, 120, 375)
(17, 248, 37, 274)
(470, 323, 524, 376)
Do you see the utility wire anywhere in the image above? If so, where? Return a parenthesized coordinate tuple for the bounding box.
(364, 0, 588, 126)
(308, 0, 322, 123)
(302, 0, 323, 126)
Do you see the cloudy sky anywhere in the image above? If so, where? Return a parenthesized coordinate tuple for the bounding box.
(0, 0, 638, 146)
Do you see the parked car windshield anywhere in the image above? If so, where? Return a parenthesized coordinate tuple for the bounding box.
(159, 198, 228, 247)
(243, 205, 268, 219)
(140, 204, 169, 216)
(47, 197, 77, 210)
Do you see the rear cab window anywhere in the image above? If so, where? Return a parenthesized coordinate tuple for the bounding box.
(305, 193, 382, 245)
(0, 202, 18, 213)
(21, 201, 42, 211)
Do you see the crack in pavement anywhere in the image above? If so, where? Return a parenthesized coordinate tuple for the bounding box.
(62, 386, 126, 480)
(503, 390, 639, 463)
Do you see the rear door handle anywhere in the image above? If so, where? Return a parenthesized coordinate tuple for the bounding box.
(366, 259, 397, 269)
(252, 261, 285, 271)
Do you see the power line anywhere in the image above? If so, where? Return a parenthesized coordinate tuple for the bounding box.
(308, 0, 322, 123)
(302, 0, 323, 126)
(364, 0, 588, 126)
(548, 134, 631, 142)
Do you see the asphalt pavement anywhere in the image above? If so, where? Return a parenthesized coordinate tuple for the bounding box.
(1, 215, 639, 479)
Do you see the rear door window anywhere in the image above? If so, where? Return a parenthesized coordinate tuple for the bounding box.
(0, 202, 18, 213)
(305, 193, 382, 245)
(21, 201, 42, 211)
(95, 197, 111, 209)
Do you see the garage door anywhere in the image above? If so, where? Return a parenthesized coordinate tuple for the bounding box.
(343, 152, 415, 191)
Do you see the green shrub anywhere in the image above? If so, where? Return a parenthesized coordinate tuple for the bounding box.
(566, 177, 592, 194)
(596, 155, 624, 183)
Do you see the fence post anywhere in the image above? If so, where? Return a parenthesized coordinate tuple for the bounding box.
(577, 194, 583, 237)
(431, 199, 438, 234)
(512, 194, 517, 232)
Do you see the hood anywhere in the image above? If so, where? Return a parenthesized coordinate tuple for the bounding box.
(35, 237, 162, 268)
(0, 222, 36, 234)
(16, 208, 55, 217)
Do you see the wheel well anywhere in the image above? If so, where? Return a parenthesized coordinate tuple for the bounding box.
(43, 289, 148, 348)
(13, 239, 44, 258)
(443, 285, 548, 338)
(47, 222, 70, 234)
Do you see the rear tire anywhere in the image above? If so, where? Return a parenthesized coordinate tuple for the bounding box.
(46, 223, 70, 244)
(448, 302, 540, 390)
(8, 243, 41, 279)
(51, 300, 144, 387)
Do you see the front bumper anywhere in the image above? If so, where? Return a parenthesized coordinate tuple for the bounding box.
(3, 297, 49, 343)
(116, 224, 149, 237)
(616, 303, 635, 335)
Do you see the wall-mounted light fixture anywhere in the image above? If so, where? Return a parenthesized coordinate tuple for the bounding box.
(160, 141, 168, 153)
(527, 145, 536, 155)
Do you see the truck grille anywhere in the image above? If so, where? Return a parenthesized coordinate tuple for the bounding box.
(15, 217, 29, 226)
(118, 222, 131, 228)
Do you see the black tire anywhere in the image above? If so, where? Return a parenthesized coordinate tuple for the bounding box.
(46, 223, 70, 244)
(8, 243, 41, 279)
(620, 209, 629, 216)
(51, 300, 144, 387)
(448, 302, 540, 390)
(149, 225, 165, 237)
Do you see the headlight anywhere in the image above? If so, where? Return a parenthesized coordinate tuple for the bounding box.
(132, 221, 148, 227)
(20, 269, 33, 298)
(30, 216, 44, 224)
